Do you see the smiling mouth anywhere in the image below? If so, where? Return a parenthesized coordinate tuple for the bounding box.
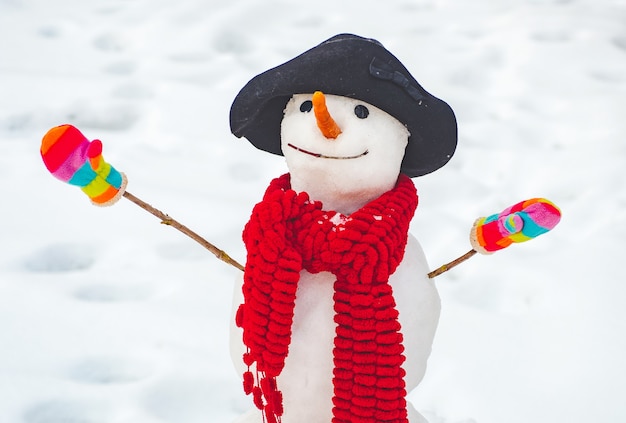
(287, 143, 369, 160)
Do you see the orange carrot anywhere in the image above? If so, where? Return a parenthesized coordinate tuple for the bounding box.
(312, 91, 342, 139)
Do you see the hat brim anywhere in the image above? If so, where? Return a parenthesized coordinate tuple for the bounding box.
(230, 34, 457, 178)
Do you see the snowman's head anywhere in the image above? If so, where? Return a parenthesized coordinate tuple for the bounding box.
(230, 33, 457, 181)
(281, 92, 409, 210)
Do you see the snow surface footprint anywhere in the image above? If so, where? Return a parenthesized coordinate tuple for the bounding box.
(68, 356, 154, 385)
(37, 25, 62, 39)
(612, 35, 626, 53)
(212, 28, 251, 55)
(23, 243, 96, 273)
(22, 400, 112, 423)
(63, 101, 139, 131)
(111, 82, 154, 100)
(93, 32, 126, 53)
(73, 282, 154, 303)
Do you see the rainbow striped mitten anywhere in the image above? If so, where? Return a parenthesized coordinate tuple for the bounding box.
(41, 124, 127, 206)
(470, 198, 561, 254)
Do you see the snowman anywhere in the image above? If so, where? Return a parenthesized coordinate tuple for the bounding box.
(228, 34, 457, 423)
(37, 32, 562, 423)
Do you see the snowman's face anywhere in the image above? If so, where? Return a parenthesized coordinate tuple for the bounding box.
(280, 93, 410, 209)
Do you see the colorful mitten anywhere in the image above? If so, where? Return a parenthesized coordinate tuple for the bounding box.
(470, 198, 561, 254)
(41, 124, 127, 206)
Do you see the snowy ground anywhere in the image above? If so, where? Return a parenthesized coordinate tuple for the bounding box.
(1, 0, 625, 422)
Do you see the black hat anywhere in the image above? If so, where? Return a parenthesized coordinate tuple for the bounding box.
(229, 33, 457, 177)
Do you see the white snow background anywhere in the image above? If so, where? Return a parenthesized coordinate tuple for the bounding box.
(1, 0, 625, 422)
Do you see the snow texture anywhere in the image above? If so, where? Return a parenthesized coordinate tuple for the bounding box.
(1, 0, 625, 422)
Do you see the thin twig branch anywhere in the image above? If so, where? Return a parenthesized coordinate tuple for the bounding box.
(122, 191, 245, 272)
(428, 249, 477, 279)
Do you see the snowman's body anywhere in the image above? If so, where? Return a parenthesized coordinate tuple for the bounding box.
(231, 237, 439, 423)
(230, 94, 441, 423)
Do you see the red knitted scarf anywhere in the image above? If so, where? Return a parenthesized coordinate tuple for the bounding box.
(236, 173, 418, 423)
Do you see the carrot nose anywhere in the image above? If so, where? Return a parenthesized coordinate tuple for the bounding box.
(312, 91, 342, 139)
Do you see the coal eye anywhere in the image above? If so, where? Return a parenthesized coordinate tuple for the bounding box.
(354, 104, 369, 119)
(300, 100, 313, 113)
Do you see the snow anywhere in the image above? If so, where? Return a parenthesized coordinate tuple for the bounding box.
(0, 0, 625, 422)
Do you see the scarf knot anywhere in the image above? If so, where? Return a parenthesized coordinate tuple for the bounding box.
(237, 173, 418, 423)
